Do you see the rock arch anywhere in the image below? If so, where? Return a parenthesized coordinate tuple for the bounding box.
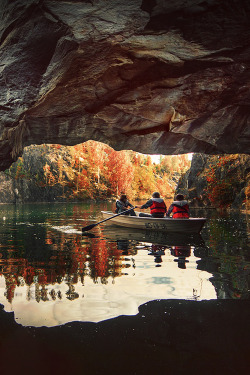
(0, 0, 249, 170)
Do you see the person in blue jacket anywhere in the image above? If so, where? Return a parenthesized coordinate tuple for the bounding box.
(115, 194, 136, 216)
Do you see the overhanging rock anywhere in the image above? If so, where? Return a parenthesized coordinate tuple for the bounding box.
(0, 0, 250, 170)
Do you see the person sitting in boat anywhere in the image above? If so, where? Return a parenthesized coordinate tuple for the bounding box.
(136, 192, 167, 218)
(115, 194, 136, 216)
(166, 194, 190, 219)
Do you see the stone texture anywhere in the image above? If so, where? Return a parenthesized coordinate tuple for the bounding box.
(0, 300, 249, 375)
(0, 0, 250, 170)
(176, 153, 250, 208)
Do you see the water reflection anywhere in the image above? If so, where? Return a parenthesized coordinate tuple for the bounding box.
(171, 246, 191, 269)
(0, 203, 248, 327)
(148, 245, 166, 266)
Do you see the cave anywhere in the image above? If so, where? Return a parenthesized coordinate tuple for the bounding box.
(0, 3, 250, 374)
(0, 0, 249, 173)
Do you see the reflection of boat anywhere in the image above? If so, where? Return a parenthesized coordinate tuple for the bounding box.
(102, 226, 205, 247)
(101, 211, 206, 234)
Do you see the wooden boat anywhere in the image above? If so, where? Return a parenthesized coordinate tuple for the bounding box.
(101, 211, 206, 234)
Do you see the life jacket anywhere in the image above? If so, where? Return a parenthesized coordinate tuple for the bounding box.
(172, 201, 189, 218)
(172, 246, 191, 257)
(150, 198, 167, 215)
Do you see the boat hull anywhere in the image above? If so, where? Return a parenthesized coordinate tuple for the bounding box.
(101, 211, 206, 234)
(102, 226, 205, 247)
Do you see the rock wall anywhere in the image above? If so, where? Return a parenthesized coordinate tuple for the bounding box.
(0, 0, 250, 171)
(0, 143, 187, 203)
(0, 300, 249, 375)
(177, 153, 250, 209)
(0, 144, 75, 203)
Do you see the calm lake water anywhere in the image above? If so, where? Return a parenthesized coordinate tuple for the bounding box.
(0, 201, 249, 327)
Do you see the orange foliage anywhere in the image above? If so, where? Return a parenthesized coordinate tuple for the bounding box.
(10, 141, 191, 201)
(205, 155, 243, 208)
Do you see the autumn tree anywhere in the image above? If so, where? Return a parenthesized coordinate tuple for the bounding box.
(205, 155, 243, 208)
(106, 149, 134, 198)
(3, 141, 192, 202)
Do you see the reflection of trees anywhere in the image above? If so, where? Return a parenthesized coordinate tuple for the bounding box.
(195, 214, 250, 299)
(170, 246, 191, 269)
(0, 227, 137, 304)
(65, 276, 79, 300)
(88, 239, 127, 283)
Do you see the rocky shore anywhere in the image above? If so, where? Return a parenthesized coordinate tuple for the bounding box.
(0, 299, 249, 375)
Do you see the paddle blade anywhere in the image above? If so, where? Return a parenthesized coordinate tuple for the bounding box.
(82, 223, 96, 232)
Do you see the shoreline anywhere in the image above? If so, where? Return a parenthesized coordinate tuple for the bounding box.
(0, 201, 248, 215)
(0, 300, 250, 375)
(0, 299, 249, 375)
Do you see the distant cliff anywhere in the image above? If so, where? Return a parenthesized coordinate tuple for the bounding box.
(0, 142, 189, 203)
(0, 145, 70, 203)
(177, 154, 250, 209)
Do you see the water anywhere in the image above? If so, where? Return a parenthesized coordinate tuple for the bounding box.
(0, 202, 249, 327)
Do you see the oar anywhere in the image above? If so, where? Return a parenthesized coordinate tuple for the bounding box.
(82, 207, 135, 232)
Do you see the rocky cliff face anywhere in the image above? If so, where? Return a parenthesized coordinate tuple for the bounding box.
(177, 153, 250, 209)
(0, 143, 189, 203)
(0, 0, 250, 171)
(0, 145, 70, 203)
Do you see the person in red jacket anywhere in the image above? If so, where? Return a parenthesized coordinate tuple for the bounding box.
(166, 194, 190, 218)
(136, 192, 167, 218)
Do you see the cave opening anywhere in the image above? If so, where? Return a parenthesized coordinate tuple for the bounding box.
(0, 140, 248, 212)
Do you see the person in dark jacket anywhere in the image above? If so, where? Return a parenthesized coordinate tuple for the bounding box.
(115, 194, 136, 216)
(166, 194, 189, 218)
(136, 192, 167, 218)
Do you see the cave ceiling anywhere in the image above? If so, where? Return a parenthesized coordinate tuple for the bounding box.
(0, 0, 250, 170)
